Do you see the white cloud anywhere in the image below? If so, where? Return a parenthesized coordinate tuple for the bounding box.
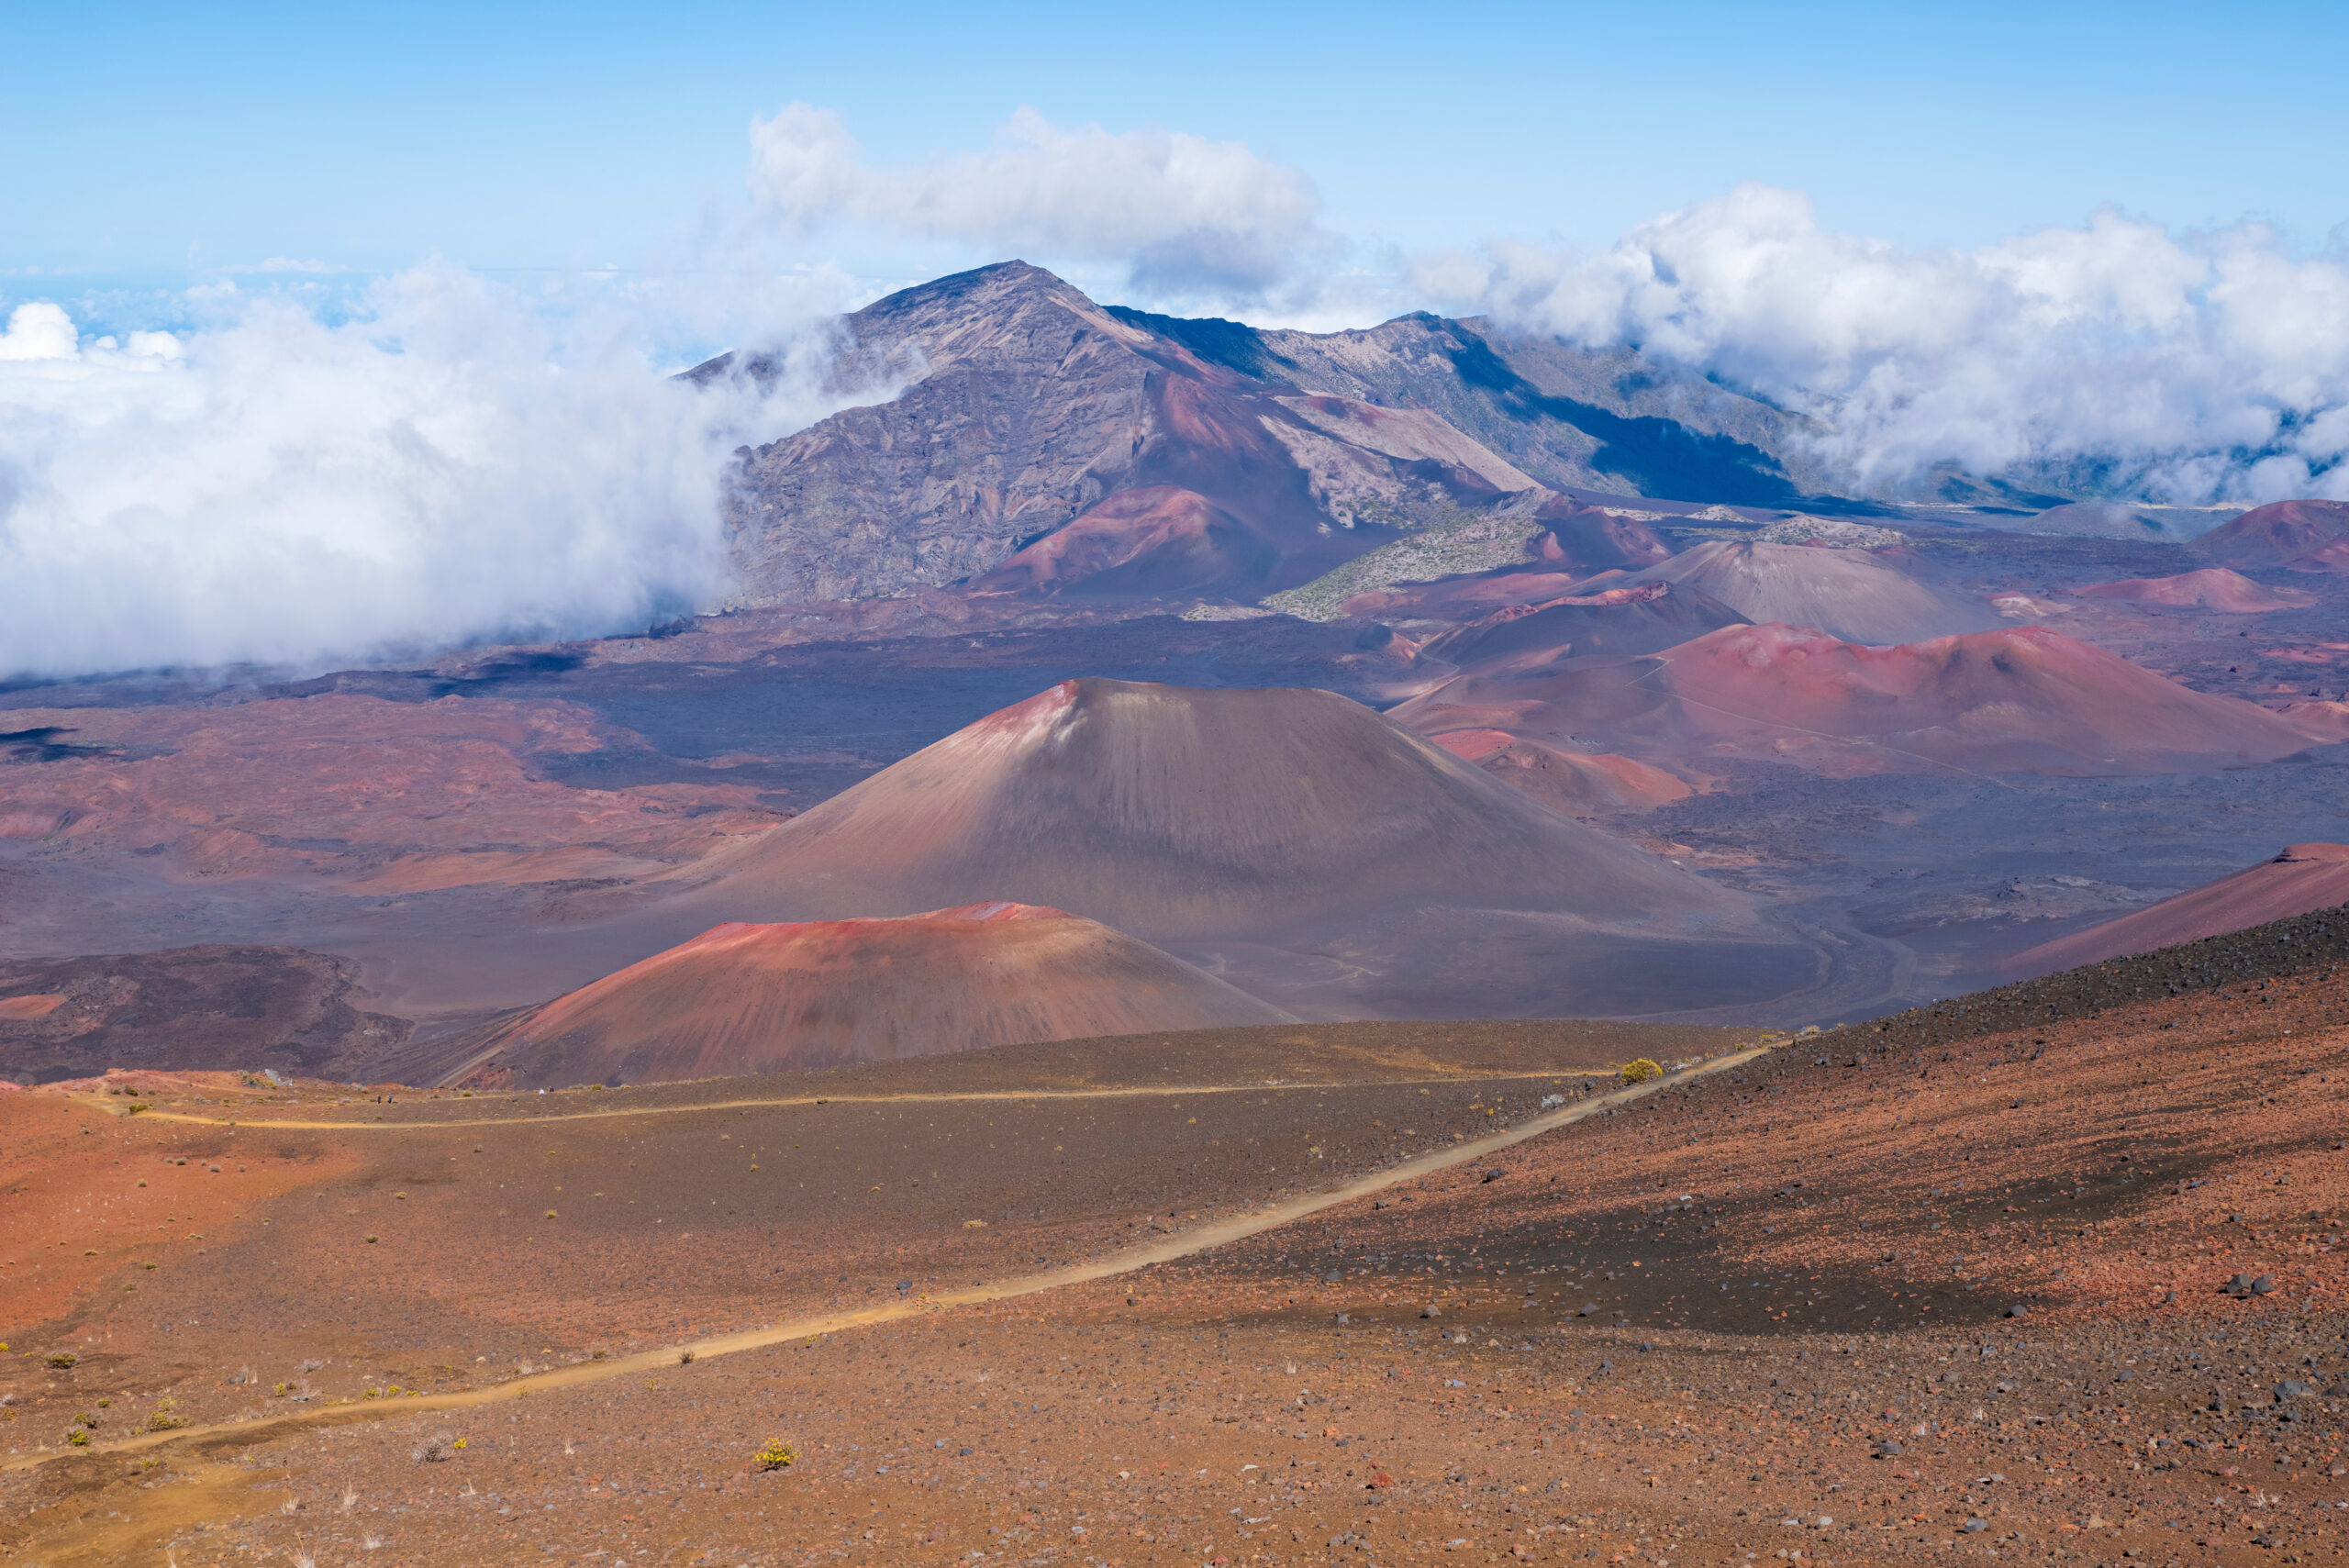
(0, 268, 856, 678)
(748, 104, 1324, 296)
(0, 302, 78, 361)
(1431, 184, 2349, 502)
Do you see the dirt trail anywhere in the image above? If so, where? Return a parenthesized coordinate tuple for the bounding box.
(6, 1044, 1774, 1473)
(74, 1070, 1672, 1131)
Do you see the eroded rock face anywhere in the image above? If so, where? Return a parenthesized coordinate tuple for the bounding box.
(705, 262, 1810, 606)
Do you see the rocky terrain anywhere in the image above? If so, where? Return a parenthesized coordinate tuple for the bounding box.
(7, 909, 2349, 1566)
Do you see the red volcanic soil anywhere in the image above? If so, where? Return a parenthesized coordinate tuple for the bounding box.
(1418, 580, 1748, 668)
(1431, 728, 1692, 813)
(668, 677, 1755, 943)
(2191, 497, 2349, 568)
(2069, 566, 2316, 611)
(2286, 537, 2349, 573)
(442, 903, 1292, 1090)
(966, 485, 1278, 596)
(0, 694, 781, 889)
(1394, 622, 2321, 776)
(2007, 843, 2349, 974)
(13, 919, 2349, 1567)
(1609, 539, 1980, 645)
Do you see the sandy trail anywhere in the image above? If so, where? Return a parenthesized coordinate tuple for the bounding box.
(76, 1070, 1684, 1131)
(7, 1044, 1773, 1473)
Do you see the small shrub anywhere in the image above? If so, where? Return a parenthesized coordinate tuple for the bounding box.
(754, 1439, 796, 1472)
(413, 1429, 458, 1462)
(46, 1351, 77, 1370)
(678, 1350, 696, 1365)
(144, 1400, 188, 1432)
(1619, 1059, 1662, 1084)
(66, 1428, 90, 1447)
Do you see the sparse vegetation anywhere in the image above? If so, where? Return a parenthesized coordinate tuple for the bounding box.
(45, 1351, 77, 1369)
(754, 1439, 797, 1471)
(678, 1349, 696, 1365)
(143, 1399, 188, 1431)
(413, 1429, 459, 1462)
(1619, 1059, 1662, 1084)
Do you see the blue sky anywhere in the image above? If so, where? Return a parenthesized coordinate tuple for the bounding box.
(7, 0, 2346, 289)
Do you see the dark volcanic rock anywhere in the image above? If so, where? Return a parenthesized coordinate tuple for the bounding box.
(0, 945, 409, 1084)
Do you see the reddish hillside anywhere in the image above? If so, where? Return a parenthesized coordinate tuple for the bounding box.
(1393, 622, 2319, 775)
(2286, 538, 2349, 573)
(1525, 499, 1673, 573)
(1606, 540, 1981, 644)
(2069, 566, 2315, 611)
(1430, 729, 1691, 813)
(1418, 580, 1747, 667)
(966, 486, 1278, 596)
(441, 903, 1290, 1089)
(672, 678, 1752, 942)
(2005, 844, 2349, 974)
(2190, 497, 2349, 568)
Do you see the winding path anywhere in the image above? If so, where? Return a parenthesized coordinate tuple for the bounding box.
(6, 1043, 1774, 1473)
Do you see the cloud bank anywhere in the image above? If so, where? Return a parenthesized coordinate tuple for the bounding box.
(0, 268, 851, 678)
(749, 105, 1325, 298)
(1430, 184, 2349, 503)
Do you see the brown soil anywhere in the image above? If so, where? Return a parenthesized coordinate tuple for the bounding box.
(6, 935, 2349, 1567)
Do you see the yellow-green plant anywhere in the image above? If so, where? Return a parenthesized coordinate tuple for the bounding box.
(1619, 1059, 1662, 1084)
(754, 1440, 796, 1472)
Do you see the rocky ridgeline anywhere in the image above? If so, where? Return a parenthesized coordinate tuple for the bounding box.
(1859, 902, 2349, 1057)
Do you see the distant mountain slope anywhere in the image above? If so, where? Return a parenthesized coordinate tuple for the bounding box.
(704, 262, 1839, 607)
(440, 903, 1289, 1090)
(707, 263, 1543, 605)
(2005, 844, 2349, 974)
(2190, 498, 2349, 569)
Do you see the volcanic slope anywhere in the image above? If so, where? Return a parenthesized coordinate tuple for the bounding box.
(2190, 496, 2349, 568)
(439, 902, 1292, 1091)
(706, 262, 1546, 605)
(2006, 842, 2349, 974)
(1393, 621, 2322, 776)
(2070, 566, 2316, 611)
(1601, 539, 1983, 644)
(657, 677, 1812, 1018)
(15, 919, 2349, 1567)
(1417, 580, 1748, 668)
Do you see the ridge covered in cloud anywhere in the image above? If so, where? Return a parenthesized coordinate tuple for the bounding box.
(0, 268, 854, 678)
(1426, 184, 2349, 503)
(750, 105, 1326, 298)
